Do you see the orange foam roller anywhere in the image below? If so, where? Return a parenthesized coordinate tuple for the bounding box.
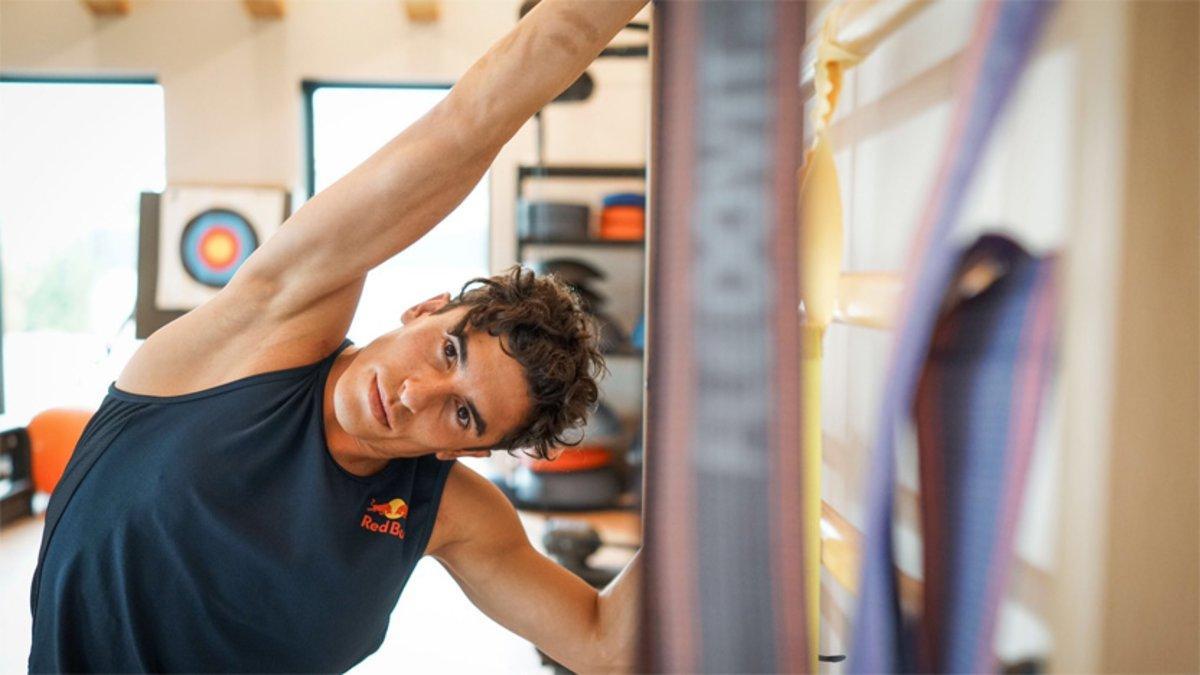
(522, 446, 613, 473)
(28, 408, 93, 494)
(599, 205, 645, 240)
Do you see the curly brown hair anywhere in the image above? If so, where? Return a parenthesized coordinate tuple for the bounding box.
(440, 266, 606, 459)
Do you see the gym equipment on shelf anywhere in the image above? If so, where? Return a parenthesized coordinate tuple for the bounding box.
(517, 201, 590, 242)
(526, 258, 606, 285)
(542, 518, 623, 587)
(0, 427, 33, 526)
(599, 192, 646, 241)
(510, 463, 623, 512)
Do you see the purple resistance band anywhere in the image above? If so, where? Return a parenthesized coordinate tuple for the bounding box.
(849, 1, 1057, 672)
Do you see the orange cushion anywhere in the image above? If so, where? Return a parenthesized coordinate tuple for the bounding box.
(28, 408, 93, 494)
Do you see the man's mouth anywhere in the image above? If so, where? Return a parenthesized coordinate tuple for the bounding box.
(370, 374, 392, 430)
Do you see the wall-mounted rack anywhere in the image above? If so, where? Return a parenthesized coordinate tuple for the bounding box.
(515, 164, 647, 366)
(599, 45, 648, 59)
(517, 164, 646, 181)
(515, 164, 647, 257)
(519, 238, 644, 250)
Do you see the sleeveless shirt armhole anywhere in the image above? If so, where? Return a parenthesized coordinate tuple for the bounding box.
(30, 398, 146, 618)
(413, 458, 458, 560)
(107, 338, 354, 404)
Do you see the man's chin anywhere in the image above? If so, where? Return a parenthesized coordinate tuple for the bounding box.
(350, 419, 392, 446)
(330, 410, 373, 450)
(349, 428, 423, 460)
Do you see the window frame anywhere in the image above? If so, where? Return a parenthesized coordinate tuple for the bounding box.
(0, 73, 162, 416)
(300, 79, 494, 344)
(0, 74, 156, 85)
(301, 79, 456, 199)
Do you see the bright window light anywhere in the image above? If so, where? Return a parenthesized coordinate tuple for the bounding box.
(309, 84, 490, 344)
(0, 81, 166, 420)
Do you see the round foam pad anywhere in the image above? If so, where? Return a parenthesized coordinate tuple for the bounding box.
(602, 192, 646, 208)
(28, 408, 93, 494)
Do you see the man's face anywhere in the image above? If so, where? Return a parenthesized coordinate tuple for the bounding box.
(332, 295, 533, 460)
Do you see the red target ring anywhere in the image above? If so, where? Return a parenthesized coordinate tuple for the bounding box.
(197, 226, 241, 271)
(180, 209, 258, 287)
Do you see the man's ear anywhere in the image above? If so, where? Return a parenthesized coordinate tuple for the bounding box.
(401, 292, 452, 325)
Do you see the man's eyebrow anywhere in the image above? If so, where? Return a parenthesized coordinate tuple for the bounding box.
(449, 318, 470, 368)
(449, 317, 487, 437)
(465, 399, 487, 438)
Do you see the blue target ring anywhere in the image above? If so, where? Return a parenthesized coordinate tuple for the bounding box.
(179, 208, 258, 288)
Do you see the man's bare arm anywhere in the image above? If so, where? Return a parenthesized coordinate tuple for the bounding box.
(239, 0, 646, 324)
(115, 0, 645, 394)
(428, 463, 641, 673)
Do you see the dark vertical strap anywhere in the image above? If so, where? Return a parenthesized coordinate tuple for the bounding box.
(914, 236, 1059, 672)
(643, 3, 702, 669)
(767, 0, 808, 668)
(644, 2, 807, 671)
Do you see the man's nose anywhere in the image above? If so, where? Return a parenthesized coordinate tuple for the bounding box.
(398, 376, 447, 414)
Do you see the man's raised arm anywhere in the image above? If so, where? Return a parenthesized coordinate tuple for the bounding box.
(238, 0, 646, 321)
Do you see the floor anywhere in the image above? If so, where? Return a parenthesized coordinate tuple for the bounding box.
(0, 507, 639, 673)
(0, 515, 41, 672)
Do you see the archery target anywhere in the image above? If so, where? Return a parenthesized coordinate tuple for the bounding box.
(156, 185, 286, 311)
(180, 209, 258, 287)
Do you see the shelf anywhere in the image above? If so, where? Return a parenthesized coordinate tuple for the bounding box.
(599, 45, 648, 59)
(518, 164, 646, 181)
(602, 348, 644, 359)
(519, 238, 644, 249)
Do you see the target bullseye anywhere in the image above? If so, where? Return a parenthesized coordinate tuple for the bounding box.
(180, 209, 258, 287)
(199, 226, 240, 270)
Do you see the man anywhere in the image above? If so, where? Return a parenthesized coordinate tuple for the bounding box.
(28, 1, 645, 671)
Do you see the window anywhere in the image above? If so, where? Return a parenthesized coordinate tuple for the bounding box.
(0, 78, 166, 420)
(305, 82, 490, 344)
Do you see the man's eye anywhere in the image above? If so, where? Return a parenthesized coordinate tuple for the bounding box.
(443, 340, 458, 362)
(456, 405, 470, 428)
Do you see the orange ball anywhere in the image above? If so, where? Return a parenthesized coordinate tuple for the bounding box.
(28, 408, 93, 494)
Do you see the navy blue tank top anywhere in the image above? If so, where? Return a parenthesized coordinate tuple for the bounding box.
(28, 340, 456, 672)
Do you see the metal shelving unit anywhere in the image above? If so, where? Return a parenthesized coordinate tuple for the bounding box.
(517, 164, 645, 181)
(515, 163, 647, 257)
(515, 163, 647, 366)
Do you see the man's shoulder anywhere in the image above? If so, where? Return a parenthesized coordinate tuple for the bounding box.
(427, 461, 524, 558)
(116, 269, 358, 398)
(115, 306, 341, 397)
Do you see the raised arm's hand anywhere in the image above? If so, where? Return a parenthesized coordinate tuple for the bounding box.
(239, 0, 647, 325)
(428, 463, 642, 673)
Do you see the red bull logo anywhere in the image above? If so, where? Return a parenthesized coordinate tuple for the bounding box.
(361, 498, 408, 540)
(368, 498, 408, 520)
